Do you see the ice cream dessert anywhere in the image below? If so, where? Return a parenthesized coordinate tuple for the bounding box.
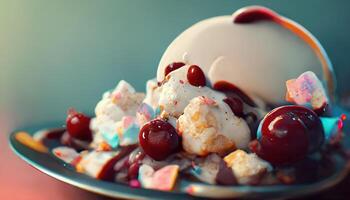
(157, 5, 336, 104)
(17, 5, 348, 195)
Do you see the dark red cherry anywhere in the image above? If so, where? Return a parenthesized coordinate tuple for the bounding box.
(139, 119, 180, 161)
(164, 62, 186, 77)
(223, 97, 244, 118)
(187, 65, 206, 87)
(251, 105, 324, 165)
(66, 109, 92, 141)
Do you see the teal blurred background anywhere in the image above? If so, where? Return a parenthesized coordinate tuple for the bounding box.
(1, 0, 350, 128)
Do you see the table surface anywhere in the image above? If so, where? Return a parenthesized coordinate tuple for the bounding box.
(1, 123, 350, 200)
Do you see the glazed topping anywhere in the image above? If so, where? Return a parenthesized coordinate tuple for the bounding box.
(139, 119, 180, 161)
(251, 105, 324, 165)
(164, 62, 186, 77)
(187, 65, 206, 87)
(66, 109, 92, 141)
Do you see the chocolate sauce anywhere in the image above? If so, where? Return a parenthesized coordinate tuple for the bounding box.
(233, 7, 278, 24)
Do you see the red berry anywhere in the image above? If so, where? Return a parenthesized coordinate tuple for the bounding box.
(164, 62, 186, 77)
(139, 119, 180, 161)
(187, 65, 206, 87)
(251, 105, 324, 165)
(66, 109, 92, 141)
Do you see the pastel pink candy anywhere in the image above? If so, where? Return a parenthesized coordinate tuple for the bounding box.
(112, 92, 122, 103)
(199, 96, 217, 106)
(52, 147, 79, 164)
(139, 164, 179, 191)
(122, 116, 136, 128)
(286, 71, 328, 109)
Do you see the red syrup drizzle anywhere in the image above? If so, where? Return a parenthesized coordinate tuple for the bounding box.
(233, 6, 280, 24)
(158, 62, 186, 87)
(39, 128, 66, 148)
(97, 144, 138, 181)
(223, 97, 244, 118)
(213, 81, 257, 107)
(164, 62, 186, 77)
(313, 102, 330, 116)
(45, 128, 66, 139)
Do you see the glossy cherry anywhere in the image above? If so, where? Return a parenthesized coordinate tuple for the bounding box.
(139, 119, 180, 161)
(66, 109, 92, 141)
(164, 62, 186, 77)
(250, 105, 324, 165)
(187, 65, 206, 87)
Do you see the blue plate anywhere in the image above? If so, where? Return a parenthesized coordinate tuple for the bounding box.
(9, 110, 350, 199)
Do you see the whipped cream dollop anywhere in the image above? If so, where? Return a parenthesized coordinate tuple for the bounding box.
(158, 65, 226, 118)
(178, 96, 251, 155)
(89, 64, 264, 155)
(90, 80, 145, 148)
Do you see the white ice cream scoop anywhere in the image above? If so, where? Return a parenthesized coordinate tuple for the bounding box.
(157, 6, 336, 104)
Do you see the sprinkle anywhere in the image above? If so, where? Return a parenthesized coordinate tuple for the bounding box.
(155, 106, 162, 116)
(123, 116, 135, 128)
(341, 114, 347, 121)
(55, 151, 62, 157)
(286, 71, 328, 110)
(200, 96, 216, 105)
(102, 132, 119, 148)
(321, 115, 345, 141)
(137, 103, 155, 121)
(139, 164, 179, 191)
(15, 132, 48, 153)
(191, 165, 202, 175)
(112, 92, 122, 103)
(71, 155, 82, 167)
(97, 141, 112, 151)
(121, 124, 140, 146)
(186, 186, 195, 195)
(129, 179, 141, 188)
(52, 147, 79, 163)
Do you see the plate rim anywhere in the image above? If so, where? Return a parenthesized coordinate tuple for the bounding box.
(8, 121, 350, 199)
